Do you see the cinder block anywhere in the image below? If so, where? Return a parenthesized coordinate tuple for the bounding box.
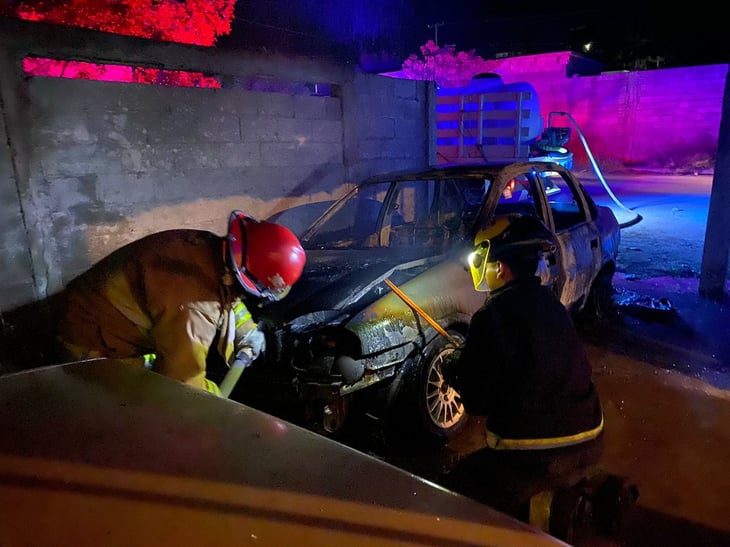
(39, 143, 124, 176)
(277, 118, 342, 142)
(171, 88, 258, 116)
(294, 95, 341, 120)
(395, 116, 427, 138)
(392, 78, 421, 100)
(260, 142, 342, 167)
(148, 110, 241, 144)
(241, 116, 277, 142)
(171, 142, 262, 170)
(95, 172, 157, 207)
(257, 93, 295, 118)
(358, 117, 395, 139)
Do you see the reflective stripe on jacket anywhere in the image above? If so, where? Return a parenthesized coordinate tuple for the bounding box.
(218, 301, 255, 364)
(486, 414, 604, 450)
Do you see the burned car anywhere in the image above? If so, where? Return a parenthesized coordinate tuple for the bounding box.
(234, 162, 620, 443)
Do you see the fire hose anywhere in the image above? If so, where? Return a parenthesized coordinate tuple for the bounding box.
(219, 352, 252, 398)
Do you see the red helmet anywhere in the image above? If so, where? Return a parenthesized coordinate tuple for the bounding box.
(226, 211, 306, 301)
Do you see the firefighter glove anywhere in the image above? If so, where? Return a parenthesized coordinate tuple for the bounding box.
(441, 348, 462, 386)
(237, 327, 266, 362)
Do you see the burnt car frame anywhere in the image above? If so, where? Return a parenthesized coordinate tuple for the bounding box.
(234, 161, 620, 443)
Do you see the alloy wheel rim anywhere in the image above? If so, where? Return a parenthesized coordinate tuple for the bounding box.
(425, 349, 465, 429)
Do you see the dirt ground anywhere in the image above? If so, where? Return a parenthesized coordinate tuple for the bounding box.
(359, 341, 730, 546)
(587, 343, 730, 546)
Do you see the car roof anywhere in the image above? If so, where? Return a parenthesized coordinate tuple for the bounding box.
(0, 360, 566, 546)
(361, 161, 562, 183)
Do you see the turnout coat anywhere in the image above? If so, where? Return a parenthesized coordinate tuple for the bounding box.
(57, 230, 258, 392)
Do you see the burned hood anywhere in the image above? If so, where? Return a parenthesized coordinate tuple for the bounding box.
(259, 248, 439, 325)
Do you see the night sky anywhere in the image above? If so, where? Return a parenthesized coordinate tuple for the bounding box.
(4, 0, 726, 71)
(220, 0, 728, 72)
(411, 1, 728, 70)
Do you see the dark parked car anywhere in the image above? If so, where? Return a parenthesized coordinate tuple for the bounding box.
(0, 359, 565, 546)
(234, 161, 620, 443)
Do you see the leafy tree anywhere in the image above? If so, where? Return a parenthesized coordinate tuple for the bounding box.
(3, 0, 233, 86)
(22, 57, 221, 88)
(400, 41, 495, 88)
(4, 0, 236, 46)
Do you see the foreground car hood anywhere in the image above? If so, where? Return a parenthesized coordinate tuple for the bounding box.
(0, 361, 565, 546)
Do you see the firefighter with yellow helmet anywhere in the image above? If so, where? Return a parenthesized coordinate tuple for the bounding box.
(443, 213, 606, 537)
(56, 211, 306, 395)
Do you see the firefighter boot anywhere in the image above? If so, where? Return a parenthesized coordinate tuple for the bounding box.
(529, 473, 639, 543)
(591, 473, 640, 536)
(530, 485, 591, 543)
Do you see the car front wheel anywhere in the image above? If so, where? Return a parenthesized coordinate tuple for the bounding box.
(423, 333, 467, 435)
(385, 330, 468, 446)
(405, 330, 468, 443)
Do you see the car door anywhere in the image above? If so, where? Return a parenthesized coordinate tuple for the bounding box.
(492, 170, 564, 298)
(533, 167, 601, 312)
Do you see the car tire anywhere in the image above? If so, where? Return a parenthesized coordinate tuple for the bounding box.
(391, 330, 468, 445)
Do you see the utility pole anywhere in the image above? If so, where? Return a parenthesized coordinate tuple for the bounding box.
(427, 21, 445, 46)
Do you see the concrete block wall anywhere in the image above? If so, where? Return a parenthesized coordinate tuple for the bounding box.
(0, 19, 431, 310)
(492, 52, 727, 171)
(342, 72, 432, 181)
(629, 65, 725, 167)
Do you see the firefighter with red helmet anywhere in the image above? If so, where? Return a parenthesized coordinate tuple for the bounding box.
(56, 211, 305, 395)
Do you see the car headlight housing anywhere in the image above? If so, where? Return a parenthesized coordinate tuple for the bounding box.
(293, 327, 363, 382)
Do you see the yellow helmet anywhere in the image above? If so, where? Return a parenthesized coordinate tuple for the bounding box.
(468, 214, 555, 292)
